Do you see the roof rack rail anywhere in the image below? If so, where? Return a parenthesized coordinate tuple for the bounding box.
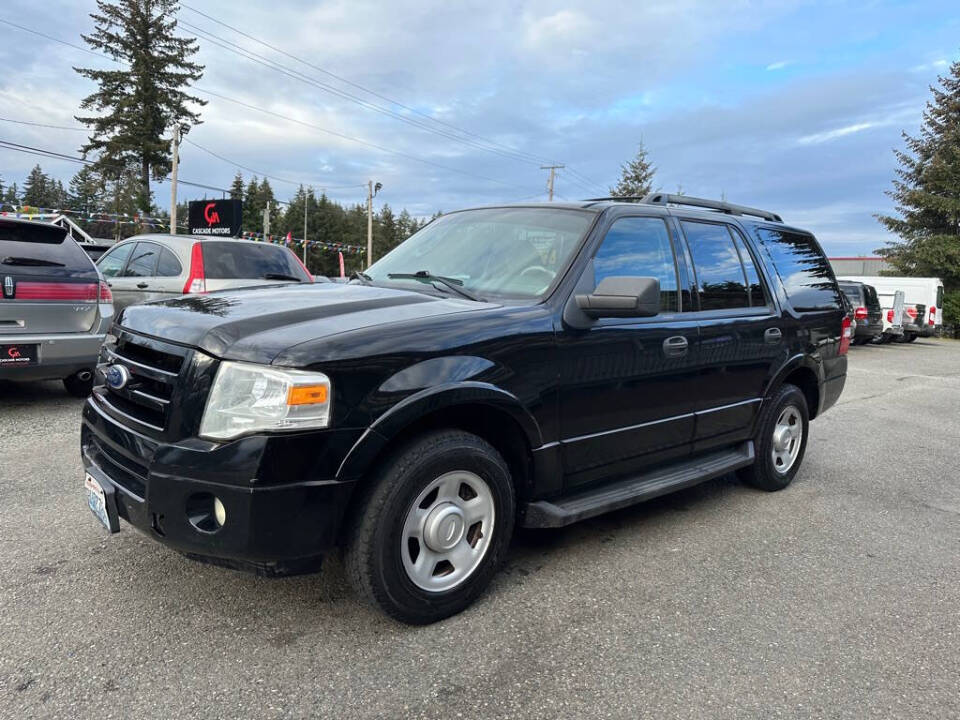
(584, 193, 782, 223)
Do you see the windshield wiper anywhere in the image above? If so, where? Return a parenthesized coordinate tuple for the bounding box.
(262, 272, 302, 282)
(350, 270, 372, 285)
(2, 256, 65, 267)
(387, 270, 482, 302)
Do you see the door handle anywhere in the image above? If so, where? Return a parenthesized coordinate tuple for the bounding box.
(662, 335, 689, 358)
(136, 282, 149, 289)
(764, 327, 782, 344)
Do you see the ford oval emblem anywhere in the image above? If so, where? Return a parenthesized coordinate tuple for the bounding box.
(104, 364, 131, 390)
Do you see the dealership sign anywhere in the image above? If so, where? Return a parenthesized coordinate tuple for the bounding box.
(188, 199, 242, 237)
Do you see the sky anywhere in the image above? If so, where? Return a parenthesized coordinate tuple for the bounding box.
(0, 0, 958, 255)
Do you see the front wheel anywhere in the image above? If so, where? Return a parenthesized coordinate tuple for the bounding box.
(344, 430, 515, 624)
(738, 383, 809, 492)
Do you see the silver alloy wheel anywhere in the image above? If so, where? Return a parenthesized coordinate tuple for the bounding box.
(771, 405, 803, 474)
(401, 470, 495, 592)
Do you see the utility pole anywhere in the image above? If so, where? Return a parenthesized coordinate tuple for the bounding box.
(540, 164, 564, 202)
(169, 124, 180, 235)
(263, 201, 271, 238)
(303, 188, 309, 266)
(366, 180, 381, 268)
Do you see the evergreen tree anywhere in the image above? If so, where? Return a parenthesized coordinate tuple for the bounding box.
(22, 165, 53, 208)
(877, 59, 960, 331)
(229, 172, 244, 201)
(69, 166, 106, 214)
(74, 0, 205, 212)
(609, 141, 656, 198)
(3, 183, 19, 207)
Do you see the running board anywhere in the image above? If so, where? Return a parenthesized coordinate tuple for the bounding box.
(522, 441, 755, 528)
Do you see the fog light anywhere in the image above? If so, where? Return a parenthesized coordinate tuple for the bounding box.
(186, 492, 225, 533)
(213, 497, 226, 527)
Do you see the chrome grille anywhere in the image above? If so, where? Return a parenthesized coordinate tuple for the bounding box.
(95, 332, 188, 437)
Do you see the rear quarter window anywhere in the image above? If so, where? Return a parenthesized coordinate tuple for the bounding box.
(0, 222, 96, 276)
(752, 227, 842, 311)
(201, 241, 309, 280)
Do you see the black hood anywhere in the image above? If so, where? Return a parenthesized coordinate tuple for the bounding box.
(118, 283, 493, 364)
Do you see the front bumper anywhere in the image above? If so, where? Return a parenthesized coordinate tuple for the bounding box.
(81, 397, 364, 575)
(0, 331, 106, 381)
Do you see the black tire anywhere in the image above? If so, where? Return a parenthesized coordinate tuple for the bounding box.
(63, 370, 94, 397)
(906, 334, 919, 343)
(344, 430, 515, 624)
(738, 383, 809, 492)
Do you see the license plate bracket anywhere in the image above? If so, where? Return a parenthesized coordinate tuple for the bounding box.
(0, 343, 38, 368)
(85, 473, 120, 533)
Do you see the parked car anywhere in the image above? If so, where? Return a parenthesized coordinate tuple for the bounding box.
(838, 275, 943, 337)
(80, 194, 848, 623)
(837, 280, 883, 345)
(96, 235, 313, 313)
(0, 217, 113, 396)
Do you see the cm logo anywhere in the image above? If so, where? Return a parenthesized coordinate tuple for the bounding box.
(204, 202, 221, 227)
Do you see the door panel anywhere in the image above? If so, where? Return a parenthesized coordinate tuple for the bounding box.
(558, 214, 698, 487)
(559, 318, 699, 483)
(677, 219, 785, 449)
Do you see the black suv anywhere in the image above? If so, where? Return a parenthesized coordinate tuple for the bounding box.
(81, 194, 848, 623)
(837, 280, 883, 345)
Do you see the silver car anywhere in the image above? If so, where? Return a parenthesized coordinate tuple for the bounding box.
(96, 234, 313, 313)
(0, 217, 113, 396)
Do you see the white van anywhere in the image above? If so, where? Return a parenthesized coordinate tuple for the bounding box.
(837, 276, 944, 337)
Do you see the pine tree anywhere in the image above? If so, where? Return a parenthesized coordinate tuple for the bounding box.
(74, 0, 205, 212)
(22, 165, 53, 208)
(229, 172, 244, 201)
(609, 141, 656, 198)
(69, 166, 106, 214)
(3, 183, 19, 207)
(877, 59, 960, 330)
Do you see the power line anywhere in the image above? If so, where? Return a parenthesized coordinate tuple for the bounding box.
(1, 17, 535, 193)
(0, 139, 232, 194)
(181, 20, 553, 170)
(181, 137, 365, 191)
(0, 116, 87, 132)
(179, 7, 609, 193)
(193, 87, 529, 190)
(180, 4, 558, 167)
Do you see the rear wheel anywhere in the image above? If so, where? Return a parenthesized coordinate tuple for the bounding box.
(63, 369, 94, 397)
(344, 430, 515, 624)
(738, 383, 809, 492)
(907, 334, 919, 343)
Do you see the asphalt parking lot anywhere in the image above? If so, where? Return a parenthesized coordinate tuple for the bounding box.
(1, 339, 958, 719)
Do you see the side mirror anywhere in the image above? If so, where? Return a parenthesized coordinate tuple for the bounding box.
(575, 276, 660, 318)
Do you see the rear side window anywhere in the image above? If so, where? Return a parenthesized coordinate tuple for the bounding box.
(97, 243, 133, 278)
(752, 227, 841, 311)
(122, 242, 161, 278)
(201, 242, 310, 281)
(0, 222, 95, 276)
(593, 216, 679, 312)
(863, 284, 880, 310)
(681, 221, 749, 310)
(157, 248, 182, 277)
(838, 284, 862, 307)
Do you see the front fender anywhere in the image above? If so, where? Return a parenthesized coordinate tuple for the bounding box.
(336, 381, 544, 481)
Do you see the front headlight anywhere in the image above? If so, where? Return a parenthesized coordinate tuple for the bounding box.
(199, 361, 332, 441)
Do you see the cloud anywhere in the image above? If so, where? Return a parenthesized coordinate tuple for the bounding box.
(0, 0, 951, 251)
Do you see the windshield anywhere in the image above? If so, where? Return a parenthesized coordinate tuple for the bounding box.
(365, 207, 595, 300)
